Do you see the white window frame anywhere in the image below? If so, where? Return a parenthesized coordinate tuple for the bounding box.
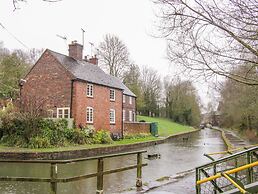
(110, 89, 115, 101)
(87, 84, 93, 97)
(57, 107, 70, 119)
(129, 110, 132, 122)
(129, 96, 132, 104)
(122, 110, 125, 121)
(86, 107, 94, 123)
(123, 95, 126, 103)
(110, 109, 116, 124)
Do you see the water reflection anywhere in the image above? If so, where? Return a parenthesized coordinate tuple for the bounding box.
(0, 128, 225, 194)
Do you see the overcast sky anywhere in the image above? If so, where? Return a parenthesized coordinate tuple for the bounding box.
(0, 0, 215, 108)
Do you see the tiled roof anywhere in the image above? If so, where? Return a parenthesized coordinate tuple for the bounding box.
(49, 50, 136, 97)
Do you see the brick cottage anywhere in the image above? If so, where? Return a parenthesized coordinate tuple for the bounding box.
(20, 41, 136, 135)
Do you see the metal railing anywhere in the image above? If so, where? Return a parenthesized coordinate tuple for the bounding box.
(196, 146, 258, 194)
(0, 150, 147, 194)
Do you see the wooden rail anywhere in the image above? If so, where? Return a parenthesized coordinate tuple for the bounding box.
(0, 150, 147, 194)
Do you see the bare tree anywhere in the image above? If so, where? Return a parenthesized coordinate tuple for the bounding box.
(155, 0, 258, 85)
(140, 66, 161, 116)
(97, 34, 130, 79)
(12, 0, 63, 11)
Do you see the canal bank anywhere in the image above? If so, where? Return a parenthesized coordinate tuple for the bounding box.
(0, 129, 198, 160)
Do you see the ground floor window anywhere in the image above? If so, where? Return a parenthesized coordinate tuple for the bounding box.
(86, 107, 94, 123)
(110, 109, 115, 124)
(129, 110, 133, 122)
(57, 107, 70, 118)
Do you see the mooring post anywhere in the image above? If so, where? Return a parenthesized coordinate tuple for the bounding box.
(50, 163, 58, 194)
(96, 158, 104, 194)
(136, 152, 143, 191)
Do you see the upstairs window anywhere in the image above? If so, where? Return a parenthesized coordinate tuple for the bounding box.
(87, 84, 93, 97)
(110, 89, 115, 101)
(110, 109, 115, 124)
(129, 96, 132, 104)
(57, 107, 70, 119)
(122, 110, 125, 121)
(86, 107, 93, 123)
(123, 95, 126, 103)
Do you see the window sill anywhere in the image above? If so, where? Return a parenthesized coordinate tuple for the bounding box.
(110, 99, 115, 102)
(110, 122, 116, 125)
(86, 122, 94, 124)
(87, 95, 93, 98)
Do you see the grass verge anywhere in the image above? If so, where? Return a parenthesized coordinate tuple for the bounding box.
(137, 115, 195, 137)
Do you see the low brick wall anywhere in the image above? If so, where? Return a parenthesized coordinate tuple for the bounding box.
(124, 122, 151, 135)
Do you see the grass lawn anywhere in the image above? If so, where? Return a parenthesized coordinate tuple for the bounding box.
(137, 115, 195, 137)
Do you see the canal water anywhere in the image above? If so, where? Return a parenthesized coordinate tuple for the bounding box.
(0, 128, 226, 194)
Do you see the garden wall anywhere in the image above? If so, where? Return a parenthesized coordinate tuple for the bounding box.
(124, 122, 151, 134)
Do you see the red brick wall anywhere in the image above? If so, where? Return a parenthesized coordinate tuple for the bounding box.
(20, 50, 74, 116)
(72, 81, 123, 134)
(124, 122, 150, 135)
(123, 95, 136, 122)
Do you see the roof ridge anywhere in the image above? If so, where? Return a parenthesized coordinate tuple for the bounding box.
(47, 49, 136, 97)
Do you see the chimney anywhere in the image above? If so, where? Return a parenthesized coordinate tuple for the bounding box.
(88, 55, 98, 65)
(68, 40, 83, 60)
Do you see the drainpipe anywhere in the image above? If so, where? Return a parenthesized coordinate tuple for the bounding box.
(121, 91, 124, 139)
(70, 80, 74, 119)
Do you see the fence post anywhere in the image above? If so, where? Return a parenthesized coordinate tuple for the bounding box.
(96, 158, 104, 194)
(247, 152, 253, 183)
(136, 152, 142, 191)
(196, 168, 201, 194)
(234, 158, 238, 179)
(50, 163, 58, 194)
(213, 164, 217, 194)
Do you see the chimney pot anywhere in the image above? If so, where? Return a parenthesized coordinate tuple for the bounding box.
(88, 55, 98, 65)
(68, 41, 83, 60)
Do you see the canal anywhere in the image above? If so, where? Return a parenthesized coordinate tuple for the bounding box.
(0, 128, 226, 194)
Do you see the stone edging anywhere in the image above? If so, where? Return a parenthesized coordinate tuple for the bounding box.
(0, 129, 199, 160)
(212, 127, 234, 150)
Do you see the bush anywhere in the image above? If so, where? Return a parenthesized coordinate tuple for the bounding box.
(93, 130, 113, 144)
(1, 134, 26, 147)
(38, 119, 69, 146)
(0, 111, 42, 142)
(28, 136, 51, 149)
(0, 107, 114, 148)
(70, 128, 94, 144)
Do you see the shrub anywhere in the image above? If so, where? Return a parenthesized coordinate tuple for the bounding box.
(39, 119, 68, 146)
(1, 134, 26, 147)
(70, 128, 94, 144)
(28, 136, 51, 149)
(0, 111, 42, 142)
(93, 130, 113, 144)
(0, 106, 114, 148)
